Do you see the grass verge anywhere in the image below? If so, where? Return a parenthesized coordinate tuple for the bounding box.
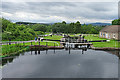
(84, 35, 119, 48)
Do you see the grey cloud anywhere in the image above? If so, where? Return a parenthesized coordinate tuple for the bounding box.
(2, 2, 118, 23)
(86, 2, 115, 12)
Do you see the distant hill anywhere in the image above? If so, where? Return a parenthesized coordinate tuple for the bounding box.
(85, 22, 111, 26)
(16, 22, 111, 26)
(16, 22, 52, 25)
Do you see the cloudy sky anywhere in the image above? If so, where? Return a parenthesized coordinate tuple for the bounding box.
(1, 1, 119, 24)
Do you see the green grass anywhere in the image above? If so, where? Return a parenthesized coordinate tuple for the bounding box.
(1, 35, 62, 57)
(1, 44, 29, 57)
(22, 41, 60, 46)
(1, 34, 120, 57)
(43, 35, 63, 40)
(91, 40, 119, 48)
(84, 34, 119, 48)
(84, 35, 106, 41)
(45, 32, 51, 35)
(1, 41, 60, 56)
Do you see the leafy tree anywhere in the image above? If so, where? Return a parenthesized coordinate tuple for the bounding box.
(2, 18, 12, 32)
(32, 24, 47, 32)
(74, 21, 81, 33)
(69, 23, 74, 33)
(112, 19, 120, 25)
(62, 21, 66, 24)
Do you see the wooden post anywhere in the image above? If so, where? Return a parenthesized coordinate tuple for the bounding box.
(38, 50, 40, 54)
(31, 42, 32, 45)
(69, 43, 70, 54)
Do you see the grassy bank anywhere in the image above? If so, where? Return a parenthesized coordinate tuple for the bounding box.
(43, 34, 120, 48)
(43, 35, 63, 40)
(20, 41, 60, 46)
(84, 34, 119, 48)
(1, 45, 29, 57)
(1, 40, 61, 57)
(1, 34, 120, 57)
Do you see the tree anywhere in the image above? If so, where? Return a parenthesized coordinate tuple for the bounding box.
(74, 21, 81, 33)
(2, 18, 12, 32)
(62, 21, 66, 24)
(112, 19, 120, 25)
(32, 24, 47, 32)
(69, 23, 74, 33)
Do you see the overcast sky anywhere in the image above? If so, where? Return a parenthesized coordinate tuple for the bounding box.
(1, 1, 119, 24)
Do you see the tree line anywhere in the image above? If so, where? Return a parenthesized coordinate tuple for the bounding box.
(2, 18, 103, 41)
(52, 21, 103, 34)
(2, 18, 37, 41)
(112, 19, 120, 25)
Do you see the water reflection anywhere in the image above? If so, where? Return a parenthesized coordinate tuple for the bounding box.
(2, 57, 14, 66)
(31, 50, 32, 55)
(104, 50, 120, 59)
(2, 49, 120, 67)
(2, 49, 118, 78)
(38, 50, 40, 54)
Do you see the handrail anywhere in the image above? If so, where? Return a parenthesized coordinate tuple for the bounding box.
(0, 40, 59, 46)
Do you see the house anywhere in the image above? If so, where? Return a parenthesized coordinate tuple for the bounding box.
(99, 25, 120, 40)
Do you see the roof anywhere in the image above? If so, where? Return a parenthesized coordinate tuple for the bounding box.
(100, 25, 120, 33)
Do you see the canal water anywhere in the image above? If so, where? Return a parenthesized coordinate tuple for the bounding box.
(1, 49, 119, 78)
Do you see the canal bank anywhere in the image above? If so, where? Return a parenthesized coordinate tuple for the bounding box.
(1, 43, 120, 58)
(1, 34, 120, 58)
(1, 46, 30, 58)
(91, 46, 120, 50)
